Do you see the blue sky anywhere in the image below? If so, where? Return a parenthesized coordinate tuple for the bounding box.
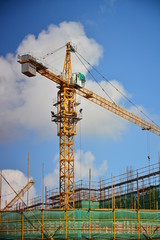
(0, 0, 160, 202)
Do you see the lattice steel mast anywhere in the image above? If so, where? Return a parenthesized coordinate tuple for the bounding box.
(52, 43, 81, 209)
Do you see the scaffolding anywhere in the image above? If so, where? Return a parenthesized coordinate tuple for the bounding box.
(1, 161, 160, 239)
(6, 161, 159, 211)
(45, 161, 160, 210)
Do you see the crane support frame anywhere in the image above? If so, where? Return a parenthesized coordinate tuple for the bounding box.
(56, 86, 77, 209)
(54, 43, 77, 209)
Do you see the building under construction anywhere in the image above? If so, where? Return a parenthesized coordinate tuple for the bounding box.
(1, 160, 160, 239)
(1, 43, 160, 239)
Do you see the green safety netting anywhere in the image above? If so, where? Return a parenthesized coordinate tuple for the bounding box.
(1, 209, 160, 239)
(99, 186, 160, 210)
(75, 200, 99, 209)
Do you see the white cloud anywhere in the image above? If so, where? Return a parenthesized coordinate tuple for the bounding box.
(44, 153, 59, 189)
(75, 150, 108, 180)
(44, 150, 108, 190)
(1, 169, 36, 209)
(80, 79, 128, 138)
(0, 21, 103, 142)
(0, 21, 141, 142)
(17, 22, 103, 75)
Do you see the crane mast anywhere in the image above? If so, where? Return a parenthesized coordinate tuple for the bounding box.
(18, 42, 160, 210)
(55, 43, 77, 209)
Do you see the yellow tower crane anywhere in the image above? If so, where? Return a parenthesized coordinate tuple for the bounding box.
(18, 42, 160, 210)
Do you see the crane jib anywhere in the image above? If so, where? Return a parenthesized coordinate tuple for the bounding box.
(18, 54, 160, 137)
(76, 88, 160, 137)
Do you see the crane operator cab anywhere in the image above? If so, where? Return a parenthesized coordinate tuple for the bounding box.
(70, 72, 86, 88)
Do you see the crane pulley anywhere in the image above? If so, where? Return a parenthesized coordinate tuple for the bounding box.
(18, 42, 160, 209)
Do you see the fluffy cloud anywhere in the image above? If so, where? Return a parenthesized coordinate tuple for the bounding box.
(17, 22, 103, 73)
(75, 150, 108, 180)
(45, 150, 108, 190)
(1, 169, 36, 209)
(44, 153, 59, 189)
(0, 21, 137, 142)
(0, 22, 103, 142)
(80, 79, 128, 138)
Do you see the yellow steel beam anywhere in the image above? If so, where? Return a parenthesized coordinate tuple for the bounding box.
(3, 179, 34, 211)
(22, 212, 24, 240)
(76, 87, 160, 136)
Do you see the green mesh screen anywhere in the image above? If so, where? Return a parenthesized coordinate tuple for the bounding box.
(99, 186, 160, 210)
(1, 209, 160, 239)
(75, 200, 99, 209)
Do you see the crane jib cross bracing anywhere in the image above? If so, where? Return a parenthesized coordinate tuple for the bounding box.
(18, 42, 160, 209)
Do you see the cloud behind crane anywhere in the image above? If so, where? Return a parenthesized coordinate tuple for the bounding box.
(44, 150, 108, 189)
(0, 21, 141, 142)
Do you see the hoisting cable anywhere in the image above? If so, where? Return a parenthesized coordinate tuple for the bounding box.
(40, 44, 66, 76)
(0, 172, 54, 240)
(75, 50, 160, 129)
(74, 52, 116, 104)
(42, 45, 66, 59)
(147, 131, 151, 161)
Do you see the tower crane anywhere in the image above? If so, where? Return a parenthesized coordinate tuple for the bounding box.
(18, 42, 160, 210)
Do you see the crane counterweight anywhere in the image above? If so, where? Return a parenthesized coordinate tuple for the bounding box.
(18, 54, 48, 77)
